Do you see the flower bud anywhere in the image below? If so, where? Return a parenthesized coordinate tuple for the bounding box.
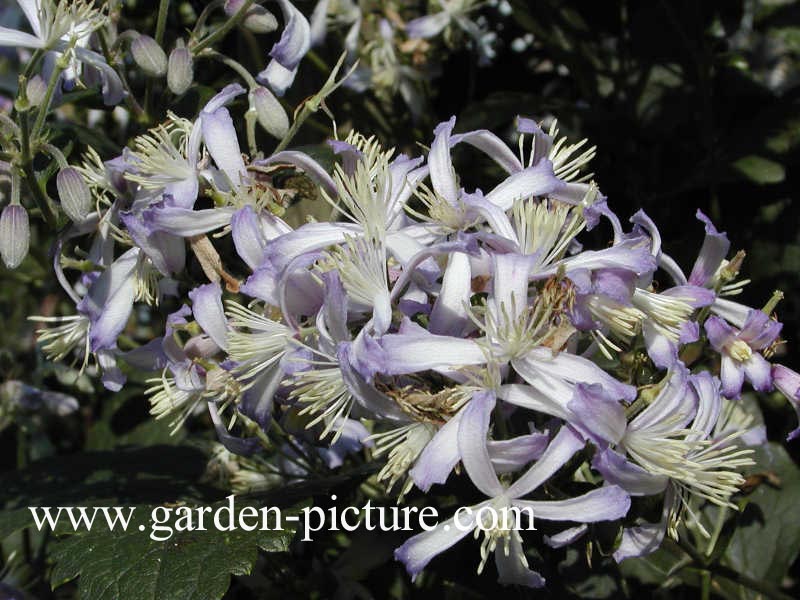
(131, 35, 167, 77)
(224, 0, 278, 34)
(250, 86, 289, 139)
(57, 167, 93, 223)
(0, 204, 29, 269)
(167, 46, 194, 95)
(26, 75, 47, 107)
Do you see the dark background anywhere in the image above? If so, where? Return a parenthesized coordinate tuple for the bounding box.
(1, 1, 799, 598)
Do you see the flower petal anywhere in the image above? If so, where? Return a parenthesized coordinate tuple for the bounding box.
(688, 210, 730, 286)
(405, 12, 450, 39)
(514, 485, 630, 522)
(429, 251, 471, 336)
(429, 117, 460, 205)
(378, 332, 486, 375)
(495, 530, 546, 588)
(485, 159, 562, 210)
(410, 407, 465, 491)
(0, 26, 43, 48)
(506, 426, 584, 498)
(188, 282, 228, 351)
(458, 391, 503, 496)
(394, 504, 483, 580)
(202, 107, 246, 187)
(269, 0, 311, 70)
(592, 448, 669, 495)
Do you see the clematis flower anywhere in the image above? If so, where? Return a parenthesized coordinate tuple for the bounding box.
(30, 247, 149, 390)
(0, 0, 123, 104)
(257, 0, 311, 95)
(395, 393, 630, 587)
(705, 309, 781, 398)
(592, 370, 754, 561)
(773, 364, 800, 441)
(405, 0, 496, 65)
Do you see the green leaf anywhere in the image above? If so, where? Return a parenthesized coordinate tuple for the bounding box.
(49, 499, 301, 600)
(723, 442, 800, 585)
(731, 155, 786, 184)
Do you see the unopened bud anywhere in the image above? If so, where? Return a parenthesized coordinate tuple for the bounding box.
(26, 75, 47, 107)
(57, 167, 93, 223)
(0, 204, 30, 269)
(224, 0, 278, 33)
(250, 86, 289, 139)
(131, 35, 167, 77)
(167, 46, 194, 95)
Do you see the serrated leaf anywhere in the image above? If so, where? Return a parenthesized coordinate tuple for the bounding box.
(49, 499, 300, 600)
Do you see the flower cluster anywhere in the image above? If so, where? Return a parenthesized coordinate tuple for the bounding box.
(309, 0, 502, 119)
(27, 94, 800, 586)
(2, 0, 799, 591)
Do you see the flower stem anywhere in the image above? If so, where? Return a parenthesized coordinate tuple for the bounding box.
(31, 58, 66, 137)
(155, 0, 170, 46)
(192, 0, 254, 54)
(19, 110, 57, 229)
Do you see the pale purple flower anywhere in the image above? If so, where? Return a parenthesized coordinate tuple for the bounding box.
(705, 309, 781, 397)
(396, 393, 630, 587)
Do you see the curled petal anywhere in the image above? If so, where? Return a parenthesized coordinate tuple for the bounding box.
(495, 530, 546, 588)
(269, 0, 311, 70)
(202, 108, 246, 186)
(688, 210, 730, 286)
(394, 503, 484, 580)
(506, 426, 584, 499)
(513, 485, 630, 522)
(485, 159, 562, 211)
(429, 116, 459, 205)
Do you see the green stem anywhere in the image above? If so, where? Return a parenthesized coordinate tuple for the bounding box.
(705, 505, 728, 557)
(201, 49, 258, 87)
(20, 49, 45, 83)
(192, 0, 254, 55)
(305, 50, 331, 75)
(97, 29, 146, 120)
(245, 109, 258, 157)
(700, 570, 711, 600)
(711, 565, 794, 600)
(19, 111, 57, 228)
(31, 59, 66, 137)
(155, 0, 170, 46)
(191, 0, 226, 39)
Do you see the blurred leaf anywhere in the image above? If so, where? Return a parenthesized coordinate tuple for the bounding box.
(86, 392, 186, 450)
(731, 155, 786, 184)
(723, 442, 800, 584)
(0, 445, 218, 540)
(619, 541, 690, 589)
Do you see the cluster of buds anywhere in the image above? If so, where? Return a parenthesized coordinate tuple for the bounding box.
(0, 0, 313, 268)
